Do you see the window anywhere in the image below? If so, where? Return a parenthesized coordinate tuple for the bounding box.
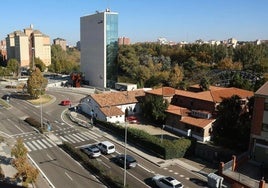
(265, 103, 268, 111)
(262, 123, 268, 132)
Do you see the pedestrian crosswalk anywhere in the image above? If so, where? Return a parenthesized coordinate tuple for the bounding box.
(21, 131, 102, 152)
(24, 138, 57, 152)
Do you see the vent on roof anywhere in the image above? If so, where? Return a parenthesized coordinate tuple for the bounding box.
(191, 110, 211, 119)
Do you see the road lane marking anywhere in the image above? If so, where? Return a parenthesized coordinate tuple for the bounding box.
(65, 172, 73, 181)
(47, 154, 53, 161)
(59, 136, 68, 142)
(25, 142, 37, 151)
(36, 140, 47, 149)
(72, 133, 85, 141)
(7, 119, 24, 133)
(127, 170, 151, 188)
(41, 139, 52, 147)
(137, 164, 153, 173)
(31, 141, 42, 150)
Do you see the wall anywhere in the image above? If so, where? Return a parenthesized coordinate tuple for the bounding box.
(80, 13, 105, 88)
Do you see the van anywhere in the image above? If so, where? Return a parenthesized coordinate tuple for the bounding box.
(97, 141, 115, 154)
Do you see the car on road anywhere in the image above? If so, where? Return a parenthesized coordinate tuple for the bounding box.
(152, 174, 183, 188)
(60, 100, 71, 106)
(97, 141, 115, 154)
(115, 154, 137, 169)
(126, 116, 139, 124)
(81, 144, 101, 158)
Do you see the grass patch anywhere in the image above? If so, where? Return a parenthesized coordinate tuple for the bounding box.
(28, 95, 53, 105)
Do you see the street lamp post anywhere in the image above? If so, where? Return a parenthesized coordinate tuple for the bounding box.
(161, 125, 165, 143)
(123, 120, 128, 187)
(40, 96, 43, 129)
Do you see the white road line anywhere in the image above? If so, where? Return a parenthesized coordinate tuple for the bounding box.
(47, 154, 53, 161)
(26, 142, 37, 151)
(72, 133, 85, 142)
(63, 135, 76, 143)
(7, 119, 24, 133)
(76, 133, 89, 141)
(137, 164, 153, 173)
(65, 172, 73, 181)
(59, 136, 68, 142)
(24, 144, 31, 152)
(127, 171, 151, 188)
(68, 134, 80, 143)
(45, 138, 57, 146)
(31, 141, 43, 150)
(42, 139, 52, 147)
(81, 132, 98, 139)
(36, 140, 47, 149)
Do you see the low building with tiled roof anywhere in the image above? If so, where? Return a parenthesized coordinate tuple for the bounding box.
(79, 89, 147, 123)
(148, 85, 254, 142)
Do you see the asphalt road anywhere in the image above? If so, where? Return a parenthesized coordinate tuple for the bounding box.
(0, 87, 210, 188)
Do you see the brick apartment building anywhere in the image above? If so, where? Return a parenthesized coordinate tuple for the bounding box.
(250, 81, 268, 166)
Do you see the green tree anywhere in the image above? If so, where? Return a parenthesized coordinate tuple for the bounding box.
(141, 95, 168, 124)
(34, 57, 46, 72)
(7, 58, 19, 77)
(199, 77, 210, 91)
(168, 64, 183, 88)
(11, 138, 39, 187)
(214, 95, 251, 150)
(27, 68, 48, 99)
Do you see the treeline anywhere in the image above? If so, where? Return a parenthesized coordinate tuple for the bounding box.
(117, 43, 268, 90)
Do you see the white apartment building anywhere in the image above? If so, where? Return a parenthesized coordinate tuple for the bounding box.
(80, 9, 118, 88)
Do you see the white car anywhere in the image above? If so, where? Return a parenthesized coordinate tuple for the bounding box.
(152, 174, 183, 188)
(97, 141, 115, 154)
(81, 144, 101, 158)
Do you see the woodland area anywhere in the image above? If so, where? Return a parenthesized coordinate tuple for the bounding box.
(117, 42, 268, 91)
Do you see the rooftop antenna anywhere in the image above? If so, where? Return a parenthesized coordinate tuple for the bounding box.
(106, 0, 110, 11)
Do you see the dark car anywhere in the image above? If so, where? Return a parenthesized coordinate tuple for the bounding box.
(2, 94, 11, 101)
(115, 154, 137, 168)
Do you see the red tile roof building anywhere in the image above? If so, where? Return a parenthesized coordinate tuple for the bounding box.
(146, 86, 253, 142)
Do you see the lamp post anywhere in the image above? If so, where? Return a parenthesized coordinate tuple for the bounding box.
(161, 125, 165, 143)
(123, 120, 128, 187)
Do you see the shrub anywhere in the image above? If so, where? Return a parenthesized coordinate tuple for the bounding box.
(24, 117, 43, 133)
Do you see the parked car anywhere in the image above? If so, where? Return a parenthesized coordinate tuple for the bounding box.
(97, 141, 115, 154)
(126, 116, 139, 124)
(152, 174, 183, 188)
(115, 154, 137, 168)
(60, 100, 71, 106)
(81, 144, 101, 158)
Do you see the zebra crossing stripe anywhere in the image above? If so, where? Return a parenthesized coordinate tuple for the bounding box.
(36, 140, 47, 149)
(82, 132, 98, 139)
(72, 134, 85, 142)
(68, 134, 80, 143)
(26, 142, 37, 151)
(24, 144, 31, 152)
(76, 133, 89, 141)
(41, 139, 52, 147)
(63, 135, 76, 143)
(31, 141, 43, 150)
(59, 136, 68, 142)
(45, 138, 57, 146)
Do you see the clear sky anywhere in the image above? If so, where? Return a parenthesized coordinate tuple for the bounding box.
(1, 0, 267, 46)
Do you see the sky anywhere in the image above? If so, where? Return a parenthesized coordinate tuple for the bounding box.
(1, 0, 268, 46)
